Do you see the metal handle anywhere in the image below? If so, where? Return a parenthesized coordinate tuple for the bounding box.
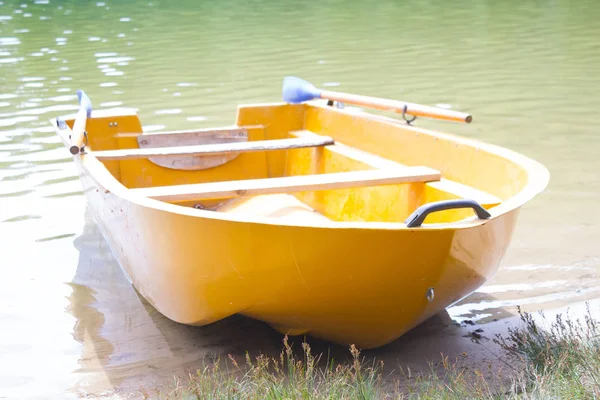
(404, 199, 491, 228)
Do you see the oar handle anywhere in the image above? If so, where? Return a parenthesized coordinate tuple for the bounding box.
(69, 90, 93, 155)
(319, 90, 472, 124)
(69, 107, 88, 154)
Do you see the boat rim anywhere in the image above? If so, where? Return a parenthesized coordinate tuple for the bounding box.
(51, 101, 550, 231)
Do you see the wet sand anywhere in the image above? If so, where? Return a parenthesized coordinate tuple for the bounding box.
(2, 207, 598, 400)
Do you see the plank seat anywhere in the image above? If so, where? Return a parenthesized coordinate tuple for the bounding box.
(130, 167, 442, 202)
(92, 136, 335, 161)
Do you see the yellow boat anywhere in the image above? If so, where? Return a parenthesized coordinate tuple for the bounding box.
(51, 77, 549, 349)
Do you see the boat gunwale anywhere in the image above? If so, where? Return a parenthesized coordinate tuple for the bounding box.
(50, 102, 550, 231)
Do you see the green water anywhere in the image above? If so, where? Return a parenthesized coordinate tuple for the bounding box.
(1, 0, 600, 398)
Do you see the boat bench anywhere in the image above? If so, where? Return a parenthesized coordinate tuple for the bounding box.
(129, 167, 442, 202)
(91, 134, 441, 202)
(92, 136, 335, 160)
(93, 129, 499, 208)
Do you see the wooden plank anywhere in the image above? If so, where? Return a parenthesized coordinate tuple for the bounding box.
(136, 127, 249, 171)
(129, 167, 442, 202)
(92, 136, 335, 161)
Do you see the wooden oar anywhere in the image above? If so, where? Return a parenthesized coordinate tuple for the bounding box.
(282, 76, 472, 124)
(69, 90, 93, 155)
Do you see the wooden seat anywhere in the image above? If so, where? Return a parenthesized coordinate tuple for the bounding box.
(130, 167, 442, 202)
(92, 136, 335, 160)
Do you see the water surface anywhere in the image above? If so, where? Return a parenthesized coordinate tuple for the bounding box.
(1, 0, 599, 397)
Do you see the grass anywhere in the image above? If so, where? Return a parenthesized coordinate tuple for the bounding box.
(493, 304, 600, 399)
(142, 337, 389, 400)
(140, 304, 600, 399)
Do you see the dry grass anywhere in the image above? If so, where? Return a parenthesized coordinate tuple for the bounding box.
(141, 336, 389, 400)
(493, 304, 600, 399)
(141, 303, 600, 400)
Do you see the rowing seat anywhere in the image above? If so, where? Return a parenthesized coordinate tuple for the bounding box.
(92, 136, 336, 160)
(129, 167, 442, 203)
(94, 133, 442, 204)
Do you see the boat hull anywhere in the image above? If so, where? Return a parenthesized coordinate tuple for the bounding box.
(52, 97, 548, 349)
(77, 160, 518, 349)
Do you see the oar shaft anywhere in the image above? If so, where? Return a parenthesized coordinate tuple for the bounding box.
(319, 90, 472, 124)
(69, 107, 88, 154)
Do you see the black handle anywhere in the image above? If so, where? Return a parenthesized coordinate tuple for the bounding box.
(404, 199, 491, 228)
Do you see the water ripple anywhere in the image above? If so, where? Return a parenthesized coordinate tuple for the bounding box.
(0, 0, 600, 396)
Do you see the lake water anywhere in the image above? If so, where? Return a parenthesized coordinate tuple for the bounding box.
(1, 0, 600, 398)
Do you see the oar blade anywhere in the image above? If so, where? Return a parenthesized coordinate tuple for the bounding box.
(77, 89, 93, 117)
(282, 76, 322, 104)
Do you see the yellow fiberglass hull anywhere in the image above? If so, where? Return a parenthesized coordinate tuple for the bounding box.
(51, 98, 549, 349)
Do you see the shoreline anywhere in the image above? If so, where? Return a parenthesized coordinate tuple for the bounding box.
(126, 297, 600, 399)
(76, 298, 600, 399)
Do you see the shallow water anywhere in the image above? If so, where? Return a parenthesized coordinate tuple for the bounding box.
(1, 0, 600, 397)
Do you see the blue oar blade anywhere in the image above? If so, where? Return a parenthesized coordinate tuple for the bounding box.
(77, 89, 93, 117)
(282, 76, 322, 104)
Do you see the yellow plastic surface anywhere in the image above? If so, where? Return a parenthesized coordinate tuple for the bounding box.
(55, 101, 549, 349)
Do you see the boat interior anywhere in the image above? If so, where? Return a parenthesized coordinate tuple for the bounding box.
(57, 101, 530, 226)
